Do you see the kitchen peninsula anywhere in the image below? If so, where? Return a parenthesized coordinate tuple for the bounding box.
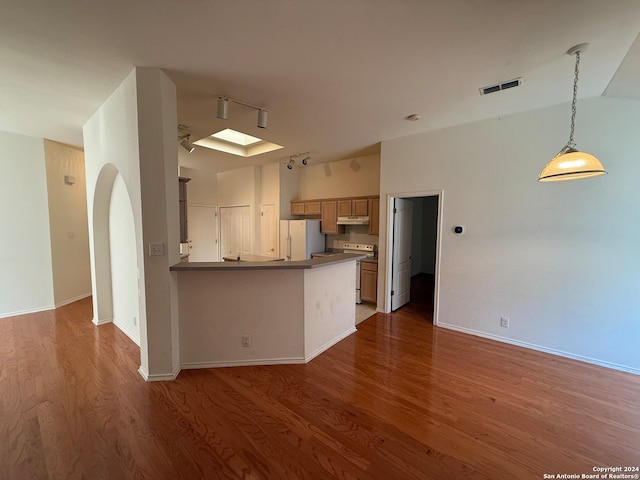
(170, 254, 362, 369)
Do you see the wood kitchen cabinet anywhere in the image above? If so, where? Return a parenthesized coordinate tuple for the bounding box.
(338, 198, 368, 216)
(305, 201, 321, 215)
(291, 202, 305, 215)
(320, 201, 340, 234)
(368, 197, 380, 235)
(291, 200, 322, 215)
(360, 261, 378, 303)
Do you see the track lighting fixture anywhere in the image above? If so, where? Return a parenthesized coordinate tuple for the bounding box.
(216, 94, 269, 128)
(179, 134, 195, 153)
(286, 152, 311, 170)
(216, 96, 228, 120)
(538, 43, 606, 182)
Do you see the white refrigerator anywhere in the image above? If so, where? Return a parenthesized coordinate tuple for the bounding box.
(279, 219, 325, 261)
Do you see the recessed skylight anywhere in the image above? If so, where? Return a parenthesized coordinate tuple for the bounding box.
(212, 128, 262, 146)
(193, 128, 283, 157)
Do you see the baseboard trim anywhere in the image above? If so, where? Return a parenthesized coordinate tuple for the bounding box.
(54, 292, 92, 308)
(138, 366, 181, 382)
(0, 304, 56, 319)
(304, 327, 357, 363)
(92, 316, 113, 326)
(438, 323, 640, 376)
(181, 357, 307, 370)
(112, 320, 141, 347)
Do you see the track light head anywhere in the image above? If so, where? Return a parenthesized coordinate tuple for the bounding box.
(287, 158, 294, 170)
(217, 96, 228, 120)
(300, 156, 310, 166)
(257, 109, 268, 129)
(180, 135, 195, 153)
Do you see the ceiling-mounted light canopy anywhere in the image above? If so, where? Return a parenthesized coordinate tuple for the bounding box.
(216, 94, 269, 128)
(539, 44, 606, 182)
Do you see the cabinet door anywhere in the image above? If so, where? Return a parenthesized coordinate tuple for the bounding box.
(321, 201, 339, 234)
(305, 201, 322, 215)
(368, 197, 380, 235)
(352, 198, 368, 216)
(291, 202, 305, 215)
(360, 267, 377, 303)
(338, 200, 352, 216)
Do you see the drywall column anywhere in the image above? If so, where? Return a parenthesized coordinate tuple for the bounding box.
(135, 68, 181, 380)
(84, 67, 180, 381)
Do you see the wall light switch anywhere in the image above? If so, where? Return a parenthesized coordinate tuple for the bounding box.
(149, 243, 164, 256)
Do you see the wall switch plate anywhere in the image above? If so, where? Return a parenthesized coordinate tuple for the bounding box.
(242, 335, 251, 347)
(500, 317, 510, 328)
(149, 243, 164, 256)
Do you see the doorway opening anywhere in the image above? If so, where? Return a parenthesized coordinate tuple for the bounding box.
(387, 192, 442, 324)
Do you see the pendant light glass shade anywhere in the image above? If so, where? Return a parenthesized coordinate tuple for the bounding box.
(538, 43, 606, 182)
(538, 148, 607, 182)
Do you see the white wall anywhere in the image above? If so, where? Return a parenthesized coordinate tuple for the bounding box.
(43, 140, 91, 307)
(379, 96, 640, 373)
(179, 166, 218, 206)
(109, 173, 140, 344)
(0, 131, 54, 317)
(298, 153, 380, 199)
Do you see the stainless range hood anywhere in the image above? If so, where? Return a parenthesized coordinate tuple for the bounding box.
(337, 216, 369, 225)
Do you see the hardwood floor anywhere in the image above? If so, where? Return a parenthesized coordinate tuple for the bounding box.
(1, 296, 639, 479)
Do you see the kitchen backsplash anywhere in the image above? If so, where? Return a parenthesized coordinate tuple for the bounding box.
(327, 224, 378, 250)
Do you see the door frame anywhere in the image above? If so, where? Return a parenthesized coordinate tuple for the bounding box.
(384, 190, 444, 325)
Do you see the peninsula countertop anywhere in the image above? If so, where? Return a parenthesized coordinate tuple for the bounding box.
(170, 253, 365, 271)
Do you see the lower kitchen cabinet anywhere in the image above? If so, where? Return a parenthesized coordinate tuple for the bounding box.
(360, 261, 378, 303)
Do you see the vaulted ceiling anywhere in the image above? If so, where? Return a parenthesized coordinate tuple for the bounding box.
(1, 0, 639, 170)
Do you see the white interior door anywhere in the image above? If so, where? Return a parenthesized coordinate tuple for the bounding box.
(260, 204, 277, 257)
(187, 205, 219, 261)
(220, 206, 251, 258)
(391, 198, 413, 311)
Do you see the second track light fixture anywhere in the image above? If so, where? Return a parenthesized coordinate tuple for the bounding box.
(286, 152, 311, 170)
(216, 95, 268, 129)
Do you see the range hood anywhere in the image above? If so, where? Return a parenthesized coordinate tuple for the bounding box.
(337, 216, 369, 225)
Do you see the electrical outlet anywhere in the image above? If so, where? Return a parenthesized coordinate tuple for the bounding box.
(500, 317, 510, 328)
(149, 242, 164, 256)
(241, 335, 251, 347)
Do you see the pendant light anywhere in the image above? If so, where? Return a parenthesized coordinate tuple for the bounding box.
(538, 44, 607, 182)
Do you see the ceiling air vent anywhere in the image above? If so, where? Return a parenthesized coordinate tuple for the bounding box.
(479, 77, 522, 96)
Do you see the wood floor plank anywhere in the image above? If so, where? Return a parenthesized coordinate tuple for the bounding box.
(1, 295, 639, 479)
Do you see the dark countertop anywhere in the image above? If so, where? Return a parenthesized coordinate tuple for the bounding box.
(170, 253, 365, 271)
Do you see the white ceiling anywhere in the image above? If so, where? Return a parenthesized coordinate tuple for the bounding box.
(1, 0, 640, 171)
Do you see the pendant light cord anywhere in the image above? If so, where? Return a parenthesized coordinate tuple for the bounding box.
(564, 50, 580, 152)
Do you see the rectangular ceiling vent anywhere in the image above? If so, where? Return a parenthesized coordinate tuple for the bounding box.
(479, 77, 522, 96)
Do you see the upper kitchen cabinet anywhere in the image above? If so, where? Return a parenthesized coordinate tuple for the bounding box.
(321, 201, 340, 234)
(368, 197, 379, 235)
(338, 198, 368, 216)
(291, 200, 321, 216)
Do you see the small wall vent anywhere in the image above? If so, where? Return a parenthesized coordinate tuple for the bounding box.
(479, 77, 522, 96)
